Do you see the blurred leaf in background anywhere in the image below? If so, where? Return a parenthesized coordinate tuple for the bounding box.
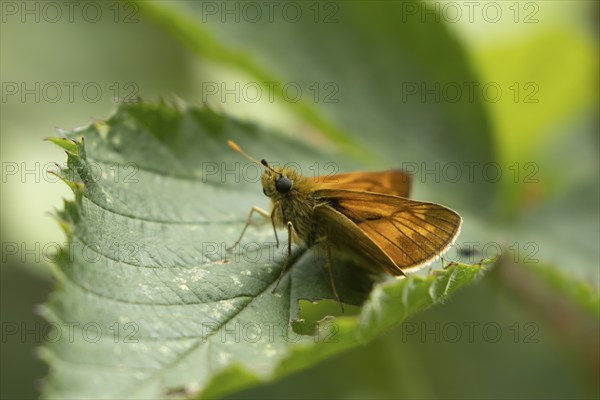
(1, 0, 598, 399)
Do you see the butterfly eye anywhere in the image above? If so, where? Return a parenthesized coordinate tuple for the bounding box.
(275, 176, 292, 194)
(262, 187, 267, 196)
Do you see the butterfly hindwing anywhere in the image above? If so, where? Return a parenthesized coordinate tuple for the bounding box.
(314, 189, 462, 274)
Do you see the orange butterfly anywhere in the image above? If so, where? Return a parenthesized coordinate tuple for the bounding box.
(227, 141, 462, 309)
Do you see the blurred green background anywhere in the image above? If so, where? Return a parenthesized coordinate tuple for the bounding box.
(1, 1, 598, 399)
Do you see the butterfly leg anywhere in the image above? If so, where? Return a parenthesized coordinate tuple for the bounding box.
(325, 243, 344, 312)
(227, 206, 278, 251)
(272, 221, 295, 293)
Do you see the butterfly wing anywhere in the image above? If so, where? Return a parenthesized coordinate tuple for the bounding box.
(313, 189, 462, 275)
(315, 170, 411, 198)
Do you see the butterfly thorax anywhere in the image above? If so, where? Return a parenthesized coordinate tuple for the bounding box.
(261, 166, 321, 245)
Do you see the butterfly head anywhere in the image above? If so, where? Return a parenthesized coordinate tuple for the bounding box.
(227, 140, 299, 199)
(260, 161, 300, 198)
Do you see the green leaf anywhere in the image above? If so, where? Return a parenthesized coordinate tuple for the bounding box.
(542, 268, 600, 318)
(515, 262, 599, 318)
(41, 102, 492, 399)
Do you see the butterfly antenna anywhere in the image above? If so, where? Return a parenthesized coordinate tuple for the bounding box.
(227, 140, 262, 164)
(260, 159, 281, 176)
(228, 140, 280, 175)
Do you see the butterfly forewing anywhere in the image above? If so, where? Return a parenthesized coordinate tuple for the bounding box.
(314, 189, 462, 274)
(313, 205, 407, 276)
(316, 170, 412, 198)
